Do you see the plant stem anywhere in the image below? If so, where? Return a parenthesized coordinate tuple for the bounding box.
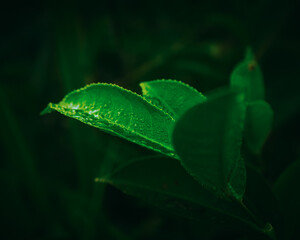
(238, 199, 276, 240)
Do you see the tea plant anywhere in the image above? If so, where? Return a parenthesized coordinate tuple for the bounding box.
(42, 49, 299, 240)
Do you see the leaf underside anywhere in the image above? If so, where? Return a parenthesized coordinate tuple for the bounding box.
(245, 100, 274, 154)
(172, 88, 246, 200)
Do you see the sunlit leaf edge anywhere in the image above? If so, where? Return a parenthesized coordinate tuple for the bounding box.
(140, 79, 207, 118)
(41, 83, 179, 159)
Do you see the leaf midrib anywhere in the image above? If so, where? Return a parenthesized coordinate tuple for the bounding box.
(102, 178, 263, 233)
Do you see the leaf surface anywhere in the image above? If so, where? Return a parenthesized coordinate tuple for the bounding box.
(97, 156, 266, 233)
(172, 88, 246, 199)
(230, 48, 264, 102)
(244, 100, 273, 154)
(41, 83, 177, 158)
(140, 79, 206, 119)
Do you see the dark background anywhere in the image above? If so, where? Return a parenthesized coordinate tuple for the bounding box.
(0, 0, 300, 239)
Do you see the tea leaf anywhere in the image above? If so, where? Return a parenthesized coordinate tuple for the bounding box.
(140, 79, 206, 119)
(245, 100, 274, 154)
(97, 156, 265, 233)
(41, 83, 177, 158)
(273, 160, 300, 240)
(172, 88, 246, 199)
(230, 48, 264, 102)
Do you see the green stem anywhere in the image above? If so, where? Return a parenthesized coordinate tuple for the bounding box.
(238, 199, 276, 240)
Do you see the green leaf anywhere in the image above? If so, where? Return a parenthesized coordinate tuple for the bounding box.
(97, 156, 267, 234)
(273, 160, 300, 240)
(172, 88, 246, 199)
(41, 83, 177, 158)
(244, 100, 274, 154)
(140, 79, 206, 119)
(230, 48, 264, 102)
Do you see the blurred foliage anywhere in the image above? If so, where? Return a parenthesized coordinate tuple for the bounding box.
(0, 0, 300, 239)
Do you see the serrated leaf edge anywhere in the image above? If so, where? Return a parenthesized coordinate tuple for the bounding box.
(42, 82, 179, 158)
(140, 79, 205, 98)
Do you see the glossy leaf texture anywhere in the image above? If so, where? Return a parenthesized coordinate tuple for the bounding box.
(244, 100, 274, 154)
(273, 160, 300, 240)
(41, 83, 178, 158)
(230, 48, 264, 102)
(140, 79, 206, 119)
(172, 88, 246, 200)
(97, 156, 267, 234)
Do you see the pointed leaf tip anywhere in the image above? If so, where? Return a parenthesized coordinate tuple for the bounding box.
(230, 48, 264, 102)
(41, 83, 177, 158)
(40, 104, 53, 116)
